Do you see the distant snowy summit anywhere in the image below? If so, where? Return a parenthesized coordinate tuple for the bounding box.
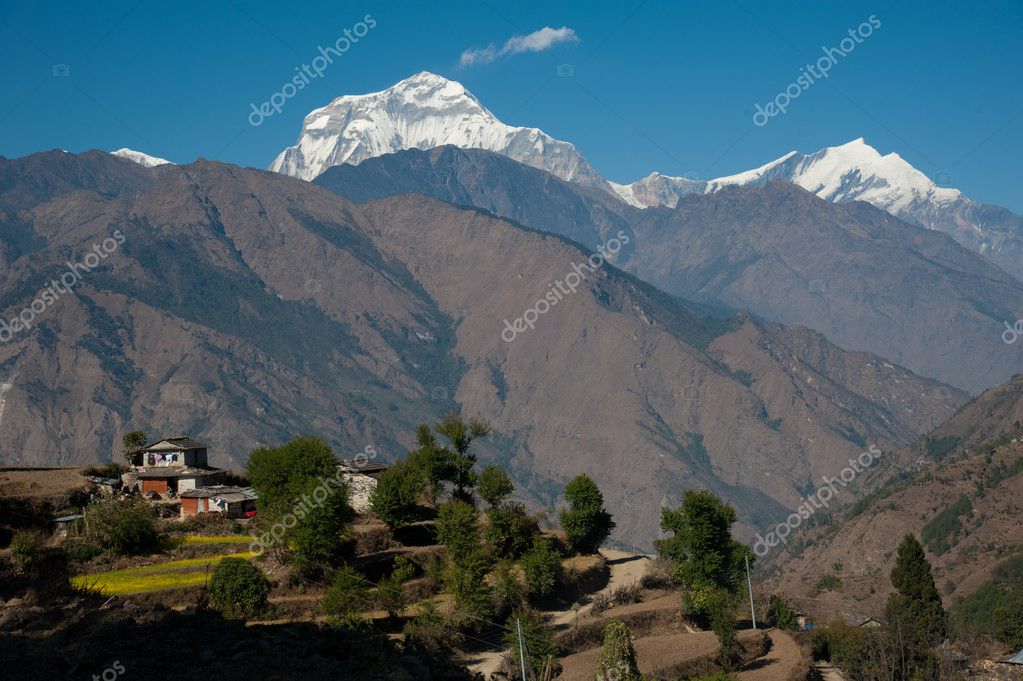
(112, 148, 173, 167)
(611, 138, 1023, 281)
(271, 72, 1023, 281)
(610, 138, 962, 212)
(268, 71, 607, 188)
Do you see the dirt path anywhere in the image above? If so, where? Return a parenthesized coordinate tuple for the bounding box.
(469, 550, 651, 679)
(549, 549, 651, 627)
(816, 662, 848, 681)
(559, 629, 765, 681)
(736, 629, 802, 681)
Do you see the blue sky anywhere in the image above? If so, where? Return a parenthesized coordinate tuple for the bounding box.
(2, 0, 1022, 210)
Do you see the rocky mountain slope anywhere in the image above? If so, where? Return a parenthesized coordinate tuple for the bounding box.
(315, 146, 1023, 394)
(0, 150, 963, 548)
(764, 373, 1023, 621)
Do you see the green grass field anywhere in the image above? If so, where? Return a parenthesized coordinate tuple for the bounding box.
(71, 550, 260, 596)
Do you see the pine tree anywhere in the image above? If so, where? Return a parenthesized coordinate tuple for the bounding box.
(884, 534, 946, 680)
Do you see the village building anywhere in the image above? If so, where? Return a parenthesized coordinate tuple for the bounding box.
(125, 436, 224, 498)
(337, 458, 390, 513)
(179, 485, 257, 518)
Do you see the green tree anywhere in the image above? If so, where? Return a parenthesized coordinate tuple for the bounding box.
(559, 474, 615, 554)
(492, 561, 526, 617)
(445, 549, 493, 627)
(377, 554, 415, 618)
(246, 436, 354, 577)
(519, 535, 562, 602)
(884, 534, 946, 679)
(208, 558, 269, 619)
(289, 481, 354, 578)
(406, 412, 491, 503)
(435, 500, 492, 626)
(706, 588, 741, 668)
(484, 501, 535, 560)
(505, 607, 560, 679)
(370, 459, 426, 529)
(654, 490, 751, 615)
(596, 619, 640, 681)
(768, 595, 800, 630)
(476, 464, 514, 507)
(121, 430, 146, 462)
(84, 499, 162, 555)
(434, 411, 491, 499)
(247, 435, 339, 516)
(436, 500, 482, 566)
(321, 564, 370, 617)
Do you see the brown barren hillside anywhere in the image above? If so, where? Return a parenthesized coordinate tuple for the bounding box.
(0, 151, 964, 548)
(764, 374, 1023, 621)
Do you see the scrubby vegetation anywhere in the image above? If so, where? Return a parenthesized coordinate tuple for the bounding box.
(83, 498, 163, 555)
(208, 556, 270, 619)
(950, 549, 1023, 649)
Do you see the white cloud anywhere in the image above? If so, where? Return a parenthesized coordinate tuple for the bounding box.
(460, 26, 579, 67)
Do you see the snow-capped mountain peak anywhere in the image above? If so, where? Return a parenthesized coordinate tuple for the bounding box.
(611, 138, 1022, 280)
(613, 138, 963, 214)
(269, 72, 607, 187)
(111, 148, 173, 167)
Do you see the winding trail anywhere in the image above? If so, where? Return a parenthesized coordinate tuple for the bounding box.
(736, 629, 802, 681)
(468, 549, 651, 679)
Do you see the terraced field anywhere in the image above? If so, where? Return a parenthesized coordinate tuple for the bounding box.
(71, 550, 259, 596)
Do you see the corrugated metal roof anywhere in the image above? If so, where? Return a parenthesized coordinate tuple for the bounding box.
(180, 485, 257, 503)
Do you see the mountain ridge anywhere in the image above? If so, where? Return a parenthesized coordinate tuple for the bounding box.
(272, 72, 1023, 282)
(0, 149, 965, 547)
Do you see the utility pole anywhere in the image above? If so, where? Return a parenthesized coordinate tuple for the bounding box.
(517, 616, 528, 681)
(745, 553, 757, 629)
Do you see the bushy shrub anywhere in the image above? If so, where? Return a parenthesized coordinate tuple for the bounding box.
(520, 535, 562, 602)
(84, 499, 161, 555)
(9, 531, 46, 575)
(505, 607, 560, 678)
(377, 554, 415, 618)
(64, 539, 103, 564)
(767, 594, 799, 630)
(559, 475, 615, 555)
(371, 460, 425, 529)
(484, 501, 535, 560)
(491, 561, 525, 618)
(403, 600, 464, 661)
(596, 619, 639, 681)
(436, 500, 481, 565)
(476, 465, 514, 507)
(208, 557, 269, 619)
(321, 564, 370, 617)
